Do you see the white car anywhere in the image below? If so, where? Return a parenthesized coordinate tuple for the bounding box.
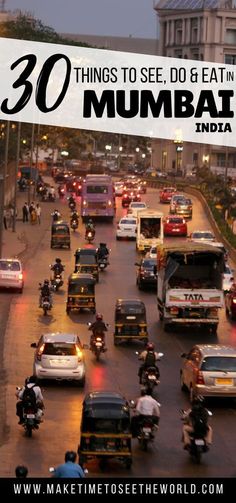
(0, 258, 24, 293)
(31, 332, 86, 386)
(223, 264, 234, 292)
(127, 201, 147, 217)
(190, 230, 215, 241)
(116, 217, 137, 240)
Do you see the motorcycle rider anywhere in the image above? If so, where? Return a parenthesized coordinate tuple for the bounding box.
(39, 279, 52, 308)
(89, 313, 107, 349)
(51, 258, 64, 275)
(182, 396, 213, 450)
(138, 342, 161, 384)
(16, 375, 44, 425)
(68, 195, 76, 209)
(85, 218, 95, 239)
(131, 389, 160, 438)
(51, 209, 61, 222)
(52, 451, 85, 478)
(70, 210, 79, 226)
(97, 243, 109, 262)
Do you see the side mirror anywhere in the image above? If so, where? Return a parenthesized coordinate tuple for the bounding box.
(31, 343, 37, 348)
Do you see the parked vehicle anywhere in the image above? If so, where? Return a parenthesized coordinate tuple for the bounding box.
(136, 210, 163, 252)
(180, 344, 236, 400)
(157, 242, 224, 333)
(78, 391, 132, 469)
(0, 258, 24, 293)
(114, 299, 148, 345)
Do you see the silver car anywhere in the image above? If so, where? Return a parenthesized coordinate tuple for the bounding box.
(31, 333, 86, 386)
(180, 344, 236, 401)
(0, 258, 24, 293)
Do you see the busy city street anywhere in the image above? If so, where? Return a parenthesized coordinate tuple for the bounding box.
(0, 182, 235, 478)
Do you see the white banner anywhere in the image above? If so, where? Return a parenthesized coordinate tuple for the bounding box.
(0, 37, 235, 146)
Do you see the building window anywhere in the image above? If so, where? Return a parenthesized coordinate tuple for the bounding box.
(217, 153, 226, 167)
(225, 54, 236, 65)
(190, 18, 198, 44)
(175, 19, 182, 45)
(225, 29, 236, 45)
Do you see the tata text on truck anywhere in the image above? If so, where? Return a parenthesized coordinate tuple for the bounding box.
(136, 210, 163, 252)
(157, 242, 224, 334)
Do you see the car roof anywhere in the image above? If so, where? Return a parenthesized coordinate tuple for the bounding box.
(42, 332, 79, 343)
(194, 344, 236, 357)
(116, 298, 145, 306)
(84, 391, 126, 405)
(0, 258, 21, 263)
(120, 217, 137, 222)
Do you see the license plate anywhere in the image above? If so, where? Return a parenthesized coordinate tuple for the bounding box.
(215, 378, 233, 385)
(26, 414, 35, 419)
(195, 439, 204, 446)
(142, 427, 151, 433)
(148, 375, 156, 380)
(50, 359, 68, 365)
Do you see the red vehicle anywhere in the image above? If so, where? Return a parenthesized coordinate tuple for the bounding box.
(225, 285, 236, 320)
(163, 215, 187, 237)
(160, 187, 176, 203)
(122, 190, 141, 208)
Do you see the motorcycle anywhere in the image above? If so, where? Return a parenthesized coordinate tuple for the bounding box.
(181, 409, 212, 464)
(68, 200, 76, 211)
(85, 229, 95, 243)
(41, 295, 52, 316)
(138, 416, 159, 451)
(141, 366, 160, 395)
(88, 322, 108, 361)
(98, 256, 109, 271)
(70, 219, 78, 232)
(50, 269, 64, 292)
(16, 387, 41, 438)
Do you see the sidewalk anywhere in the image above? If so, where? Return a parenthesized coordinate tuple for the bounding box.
(2, 178, 54, 260)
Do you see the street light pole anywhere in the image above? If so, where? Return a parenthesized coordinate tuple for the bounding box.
(12, 122, 21, 233)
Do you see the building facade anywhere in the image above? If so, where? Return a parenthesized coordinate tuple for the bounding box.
(152, 0, 236, 177)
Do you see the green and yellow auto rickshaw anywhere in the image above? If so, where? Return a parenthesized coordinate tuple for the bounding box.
(114, 298, 148, 345)
(66, 273, 96, 314)
(78, 391, 132, 469)
(74, 247, 99, 282)
(51, 221, 70, 249)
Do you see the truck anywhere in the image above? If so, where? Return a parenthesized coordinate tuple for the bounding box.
(136, 210, 163, 252)
(157, 242, 224, 333)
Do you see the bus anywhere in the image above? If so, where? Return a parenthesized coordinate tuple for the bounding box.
(81, 174, 115, 221)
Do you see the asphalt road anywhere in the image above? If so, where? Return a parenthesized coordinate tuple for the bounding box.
(0, 186, 236, 478)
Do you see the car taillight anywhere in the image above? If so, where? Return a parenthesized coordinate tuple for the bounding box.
(196, 371, 205, 385)
(19, 273, 23, 280)
(233, 299, 236, 304)
(108, 200, 112, 206)
(166, 219, 169, 224)
(170, 306, 179, 315)
(124, 194, 127, 198)
(182, 219, 186, 224)
(96, 337, 102, 342)
(73, 182, 76, 186)
(83, 200, 87, 206)
(76, 345, 83, 361)
(37, 343, 45, 361)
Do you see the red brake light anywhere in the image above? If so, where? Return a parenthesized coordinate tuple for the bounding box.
(37, 343, 45, 361)
(196, 371, 205, 385)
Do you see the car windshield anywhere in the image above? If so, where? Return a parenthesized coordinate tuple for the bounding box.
(0, 261, 20, 271)
(68, 283, 94, 294)
(53, 225, 69, 235)
(143, 260, 156, 268)
(131, 203, 145, 208)
(192, 232, 213, 239)
(121, 219, 136, 225)
(118, 304, 145, 314)
(43, 343, 77, 356)
(201, 356, 236, 372)
(168, 217, 183, 224)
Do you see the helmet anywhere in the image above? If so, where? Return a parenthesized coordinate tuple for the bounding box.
(96, 313, 103, 321)
(65, 451, 77, 463)
(55, 258, 61, 264)
(44, 279, 49, 285)
(15, 465, 28, 478)
(146, 342, 154, 351)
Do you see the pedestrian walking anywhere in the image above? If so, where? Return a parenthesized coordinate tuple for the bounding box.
(22, 202, 29, 223)
(35, 203, 41, 224)
(3, 209, 8, 230)
(29, 202, 35, 215)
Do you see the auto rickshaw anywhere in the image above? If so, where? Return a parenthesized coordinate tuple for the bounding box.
(51, 221, 70, 249)
(66, 273, 96, 314)
(114, 298, 148, 345)
(74, 247, 99, 282)
(78, 391, 132, 469)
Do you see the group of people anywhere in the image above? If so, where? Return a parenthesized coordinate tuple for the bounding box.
(15, 451, 86, 478)
(22, 202, 41, 224)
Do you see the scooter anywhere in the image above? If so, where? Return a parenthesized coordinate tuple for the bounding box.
(98, 256, 109, 271)
(50, 271, 64, 292)
(141, 366, 160, 395)
(85, 229, 95, 243)
(16, 387, 42, 438)
(88, 322, 108, 361)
